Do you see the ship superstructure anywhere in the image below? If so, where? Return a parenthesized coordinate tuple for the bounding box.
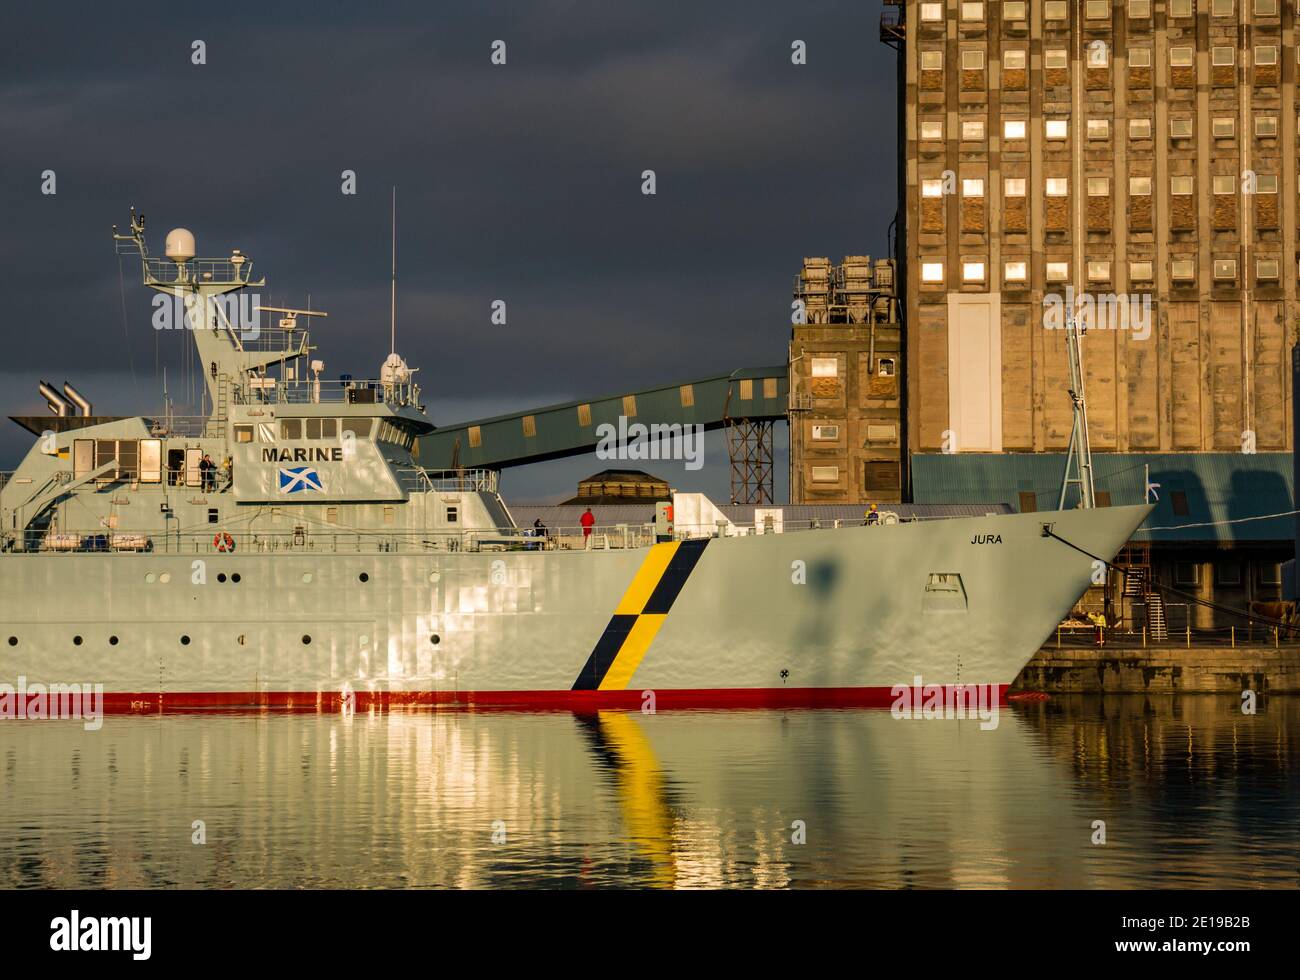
(0, 215, 1152, 710)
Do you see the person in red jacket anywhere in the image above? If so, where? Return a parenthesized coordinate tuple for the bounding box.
(580, 507, 595, 547)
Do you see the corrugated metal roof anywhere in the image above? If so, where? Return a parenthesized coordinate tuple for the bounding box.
(912, 452, 1295, 543)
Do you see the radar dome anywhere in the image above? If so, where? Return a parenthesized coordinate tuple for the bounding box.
(165, 228, 196, 262)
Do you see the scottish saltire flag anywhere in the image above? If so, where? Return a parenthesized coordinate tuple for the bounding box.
(279, 467, 324, 493)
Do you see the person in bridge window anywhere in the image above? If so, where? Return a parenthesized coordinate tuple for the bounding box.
(220, 455, 233, 491)
(580, 508, 595, 547)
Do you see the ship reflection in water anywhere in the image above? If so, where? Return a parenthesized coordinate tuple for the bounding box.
(0, 696, 1297, 889)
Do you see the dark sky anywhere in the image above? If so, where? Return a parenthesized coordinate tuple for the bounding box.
(0, 0, 898, 501)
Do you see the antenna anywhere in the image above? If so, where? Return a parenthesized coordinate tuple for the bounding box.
(390, 185, 397, 355)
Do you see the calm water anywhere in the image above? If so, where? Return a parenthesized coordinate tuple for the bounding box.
(1, 695, 1297, 889)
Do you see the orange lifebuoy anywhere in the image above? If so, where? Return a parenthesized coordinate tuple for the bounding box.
(214, 532, 235, 553)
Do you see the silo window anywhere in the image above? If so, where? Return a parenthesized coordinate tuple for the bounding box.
(878, 359, 896, 377)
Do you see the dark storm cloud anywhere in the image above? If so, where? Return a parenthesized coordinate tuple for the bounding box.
(0, 0, 896, 492)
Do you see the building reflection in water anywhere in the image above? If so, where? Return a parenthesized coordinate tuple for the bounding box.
(0, 695, 1296, 889)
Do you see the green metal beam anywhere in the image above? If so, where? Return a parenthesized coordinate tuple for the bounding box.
(416, 367, 788, 470)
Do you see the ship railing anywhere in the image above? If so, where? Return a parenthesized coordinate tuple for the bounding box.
(399, 468, 500, 494)
(144, 416, 210, 437)
(232, 378, 421, 409)
(142, 256, 255, 286)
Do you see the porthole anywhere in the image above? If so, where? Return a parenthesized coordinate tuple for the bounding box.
(302, 572, 313, 584)
(429, 571, 440, 583)
(73, 635, 83, 646)
(109, 636, 119, 646)
(180, 635, 191, 646)
(217, 573, 227, 583)
(302, 634, 312, 645)
(145, 572, 157, 584)
(160, 572, 172, 584)
(6, 637, 16, 646)
(359, 572, 370, 583)
(431, 634, 441, 645)
(232, 573, 241, 583)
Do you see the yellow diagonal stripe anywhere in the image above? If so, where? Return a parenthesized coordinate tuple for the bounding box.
(598, 614, 667, 690)
(613, 542, 680, 616)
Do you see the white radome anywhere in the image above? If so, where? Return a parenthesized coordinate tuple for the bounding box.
(165, 227, 196, 262)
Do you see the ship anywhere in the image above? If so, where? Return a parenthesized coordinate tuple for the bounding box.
(0, 213, 1152, 711)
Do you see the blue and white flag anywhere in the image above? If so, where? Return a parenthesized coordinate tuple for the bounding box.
(279, 466, 324, 494)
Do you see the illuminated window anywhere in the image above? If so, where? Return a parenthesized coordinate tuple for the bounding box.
(962, 50, 985, 71)
(1169, 117, 1193, 138)
(921, 50, 944, 71)
(921, 262, 945, 284)
(1256, 116, 1278, 137)
(1045, 261, 1069, 282)
(1087, 261, 1111, 281)
(1004, 261, 1028, 283)
(961, 1, 985, 20)
(1046, 177, 1069, 196)
(962, 262, 986, 283)
(1255, 174, 1278, 194)
(920, 119, 944, 140)
(962, 119, 986, 140)
(962, 178, 985, 197)
(1085, 0, 1109, 18)
(1044, 0, 1068, 20)
(1171, 175, 1193, 195)
(1129, 49, 1151, 68)
(1212, 117, 1235, 138)
(1214, 259, 1237, 280)
(1213, 175, 1236, 195)
(1003, 49, 1027, 70)
(1256, 46, 1278, 66)
(1087, 119, 1109, 139)
(1045, 118, 1069, 140)
(921, 178, 945, 198)
(1211, 0, 1233, 15)
(1004, 119, 1027, 139)
(1255, 0, 1278, 13)
(920, 2, 944, 20)
(1130, 261, 1154, 281)
(1129, 176, 1152, 195)
(812, 424, 840, 440)
(1171, 258, 1195, 281)
(1170, 0, 1194, 15)
(811, 357, 838, 377)
(1212, 47, 1234, 67)
(1258, 259, 1280, 280)
(1005, 0, 1028, 17)
(1088, 177, 1110, 195)
(1045, 49, 1068, 70)
(1129, 118, 1152, 139)
(1129, 0, 1152, 16)
(1004, 177, 1026, 196)
(1170, 47, 1193, 67)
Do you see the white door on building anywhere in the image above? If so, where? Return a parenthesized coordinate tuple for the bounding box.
(947, 293, 1002, 452)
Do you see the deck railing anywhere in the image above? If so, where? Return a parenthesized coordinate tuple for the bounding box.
(3, 512, 943, 556)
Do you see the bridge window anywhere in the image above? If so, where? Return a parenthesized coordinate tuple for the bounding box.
(95, 439, 138, 482)
(234, 425, 254, 443)
(446, 506, 458, 523)
(576, 404, 592, 426)
(306, 418, 337, 440)
(280, 419, 302, 440)
(341, 419, 373, 439)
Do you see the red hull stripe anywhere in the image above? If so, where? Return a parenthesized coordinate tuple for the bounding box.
(40, 685, 1013, 715)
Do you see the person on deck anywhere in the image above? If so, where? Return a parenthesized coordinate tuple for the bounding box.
(580, 507, 595, 548)
(864, 503, 880, 526)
